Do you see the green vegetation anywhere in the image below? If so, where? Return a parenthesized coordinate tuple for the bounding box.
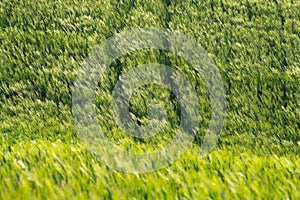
(0, 0, 299, 199)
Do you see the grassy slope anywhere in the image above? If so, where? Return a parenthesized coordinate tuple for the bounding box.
(0, 0, 299, 199)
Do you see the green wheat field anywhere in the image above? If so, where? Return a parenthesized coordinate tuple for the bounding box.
(0, 0, 299, 199)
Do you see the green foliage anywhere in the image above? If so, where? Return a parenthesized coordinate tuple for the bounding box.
(0, 0, 299, 199)
(0, 141, 299, 199)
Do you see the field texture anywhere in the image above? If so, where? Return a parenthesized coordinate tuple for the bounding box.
(0, 0, 300, 199)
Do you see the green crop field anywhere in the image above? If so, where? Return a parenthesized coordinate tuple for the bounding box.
(0, 0, 299, 199)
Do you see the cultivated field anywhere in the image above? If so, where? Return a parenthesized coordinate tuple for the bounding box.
(0, 0, 299, 199)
